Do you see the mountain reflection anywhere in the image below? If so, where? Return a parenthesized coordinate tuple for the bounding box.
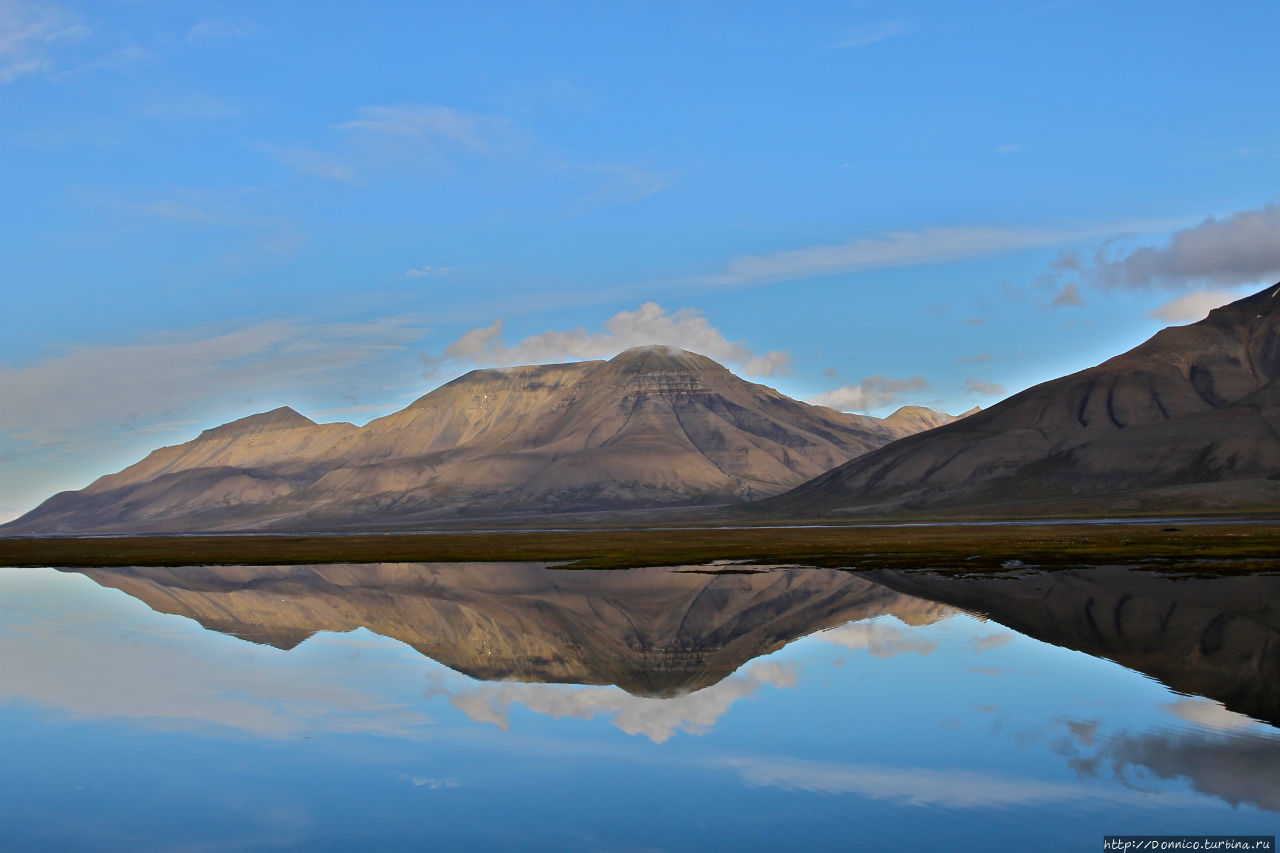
(867, 566, 1280, 728)
(62, 562, 1280, 726)
(66, 563, 954, 697)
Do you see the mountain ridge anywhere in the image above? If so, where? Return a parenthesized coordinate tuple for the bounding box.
(6, 346, 967, 532)
(763, 284, 1280, 517)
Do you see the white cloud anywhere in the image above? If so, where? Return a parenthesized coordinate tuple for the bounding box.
(816, 620, 937, 658)
(430, 303, 790, 378)
(964, 377, 1007, 397)
(996, 143, 1024, 154)
(1149, 289, 1247, 324)
(707, 225, 1080, 287)
(0, 0, 87, 83)
(448, 660, 797, 744)
(835, 20, 913, 48)
(810, 375, 928, 413)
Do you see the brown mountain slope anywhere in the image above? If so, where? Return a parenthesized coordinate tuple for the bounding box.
(764, 284, 1280, 516)
(66, 562, 955, 697)
(6, 346, 961, 532)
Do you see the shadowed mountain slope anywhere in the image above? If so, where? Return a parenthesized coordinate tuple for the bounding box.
(765, 285, 1280, 516)
(67, 562, 955, 697)
(6, 346, 963, 532)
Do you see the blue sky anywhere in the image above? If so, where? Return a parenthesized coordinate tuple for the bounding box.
(3, 0, 1280, 518)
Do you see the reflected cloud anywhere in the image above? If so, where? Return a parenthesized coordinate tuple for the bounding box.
(717, 755, 1149, 809)
(1162, 698, 1260, 732)
(1054, 717, 1280, 812)
(816, 618, 937, 658)
(447, 660, 798, 744)
(971, 632, 1015, 654)
(0, 601, 433, 738)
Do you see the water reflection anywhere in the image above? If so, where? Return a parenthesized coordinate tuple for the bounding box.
(1, 561, 1278, 849)
(66, 563, 955, 696)
(867, 566, 1280, 726)
(58, 561, 1280, 729)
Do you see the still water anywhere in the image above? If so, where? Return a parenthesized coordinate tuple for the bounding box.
(0, 562, 1276, 851)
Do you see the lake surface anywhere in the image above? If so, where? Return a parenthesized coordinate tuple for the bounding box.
(1, 561, 1277, 851)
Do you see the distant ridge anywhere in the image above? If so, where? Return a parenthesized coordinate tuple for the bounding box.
(764, 284, 1280, 517)
(5, 346, 963, 532)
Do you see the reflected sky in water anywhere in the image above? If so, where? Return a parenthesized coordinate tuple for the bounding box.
(1, 563, 1277, 851)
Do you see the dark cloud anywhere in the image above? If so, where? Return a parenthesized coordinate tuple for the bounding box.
(1049, 205, 1280, 293)
(964, 377, 1007, 397)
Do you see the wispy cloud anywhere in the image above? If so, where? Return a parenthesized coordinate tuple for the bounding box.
(402, 265, 452, 279)
(337, 104, 523, 157)
(260, 143, 361, 184)
(835, 20, 913, 48)
(964, 377, 1007, 397)
(427, 302, 789, 378)
(188, 16, 259, 43)
(264, 103, 673, 212)
(995, 143, 1024, 154)
(142, 91, 241, 121)
(266, 104, 524, 185)
(0, 0, 88, 83)
(0, 591, 434, 739)
(1050, 282, 1084, 308)
(810, 376, 928, 414)
(706, 225, 1082, 288)
(719, 755, 1128, 807)
(971, 632, 1014, 653)
(0, 316, 426, 462)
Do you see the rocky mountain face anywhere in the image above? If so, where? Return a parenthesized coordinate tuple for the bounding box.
(6, 346, 962, 532)
(766, 285, 1280, 516)
(66, 562, 955, 697)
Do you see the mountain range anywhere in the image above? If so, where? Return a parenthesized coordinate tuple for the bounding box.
(5, 346, 968, 532)
(7, 285, 1280, 532)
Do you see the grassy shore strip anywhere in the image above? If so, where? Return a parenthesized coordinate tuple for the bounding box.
(3, 523, 1280, 571)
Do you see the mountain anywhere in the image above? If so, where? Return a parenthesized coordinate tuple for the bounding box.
(64, 562, 954, 697)
(766, 285, 1280, 516)
(6, 346, 963, 533)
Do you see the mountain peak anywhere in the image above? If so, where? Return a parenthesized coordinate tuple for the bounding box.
(607, 345, 726, 373)
(197, 406, 315, 441)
